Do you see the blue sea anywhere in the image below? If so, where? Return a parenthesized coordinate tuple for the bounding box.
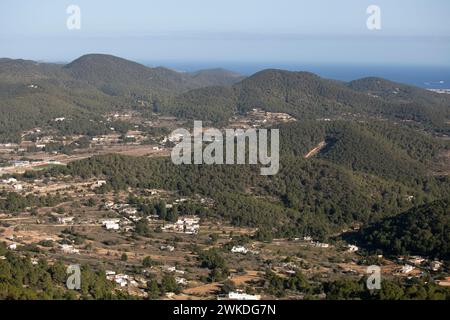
(143, 61, 450, 89)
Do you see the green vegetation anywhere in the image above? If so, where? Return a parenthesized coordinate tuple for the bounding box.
(0, 55, 244, 141)
(18, 119, 444, 261)
(0, 191, 67, 213)
(0, 243, 128, 299)
(324, 277, 450, 300)
(355, 200, 450, 260)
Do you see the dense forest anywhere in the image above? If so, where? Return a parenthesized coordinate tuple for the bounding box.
(323, 277, 450, 300)
(354, 200, 450, 260)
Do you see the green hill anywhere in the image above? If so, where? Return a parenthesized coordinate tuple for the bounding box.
(166, 69, 450, 132)
(0, 54, 245, 141)
(355, 200, 450, 259)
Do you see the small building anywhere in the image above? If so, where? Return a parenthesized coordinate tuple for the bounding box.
(408, 256, 425, 265)
(175, 277, 188, 285)
(102, 219, 120, 230)
(60, 244, 80, 254)
(58, 217, 75, 225)
(313, 242, 330, 248)
(401, 265, 415, 274)
(431, 261, 443, 272)
(227, 291, 261, 301)
(12, 184, 23, 191)
(2, 178, 17, 184)
(231, 246, 248, 254)
(121, 207, 138, 215)
(160, 245, 175, 252)
(91, 180, 107, 189)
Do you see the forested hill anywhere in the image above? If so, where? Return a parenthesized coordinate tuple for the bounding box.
(1, 54, 449, 141)
(0, 54, 244, 141)
(28, 142, 450, 241)
(354, 200, 450, 260)
(65, 54, 244, 95)
(167, 69, 450, 132)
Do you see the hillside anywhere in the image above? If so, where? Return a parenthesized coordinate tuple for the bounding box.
(65, 54, 245, 96)
(348, 77, 450, 106)
(190, 68, 245, 87)
(65, 54, 194, 95)
(0, 54, 244, 141)
(167, 69, 450, 132)
(354, 200, 450, 259)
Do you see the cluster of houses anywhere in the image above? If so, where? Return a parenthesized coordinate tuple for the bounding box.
(279, 262, 299, 275)
(245, 108, 296, 128)
(0, 177, 23, 191)
(106, 271, 139, 288)
(102, 202, 142, 231)
(298, 236, 331, 248)
(91, 134, 120, 145)
(160, 265, 188, 286)
(161, 216, 200, 235)
(105, 202, 138, 216)
(104, 271, 150, 297)
(397, 256, 444, 274)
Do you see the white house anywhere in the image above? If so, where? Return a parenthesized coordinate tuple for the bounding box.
(313, 242, 330, 248)
(231, 246, 248, 254)
(104, 222, 120, 230)
(102, 219, 120, 230)
(431, 261, 443, 272)
(227, 292, 261, 301)
(91, 180, 107, 189)
(58, 216, 75, 224)
(175, 277, 188, 285)
(2, 178, 17, 184)
(160, 245, 175, 252)
(401, 265, 415, 274)
(60, 244, 80, 254)
(408, 256, 425, 265)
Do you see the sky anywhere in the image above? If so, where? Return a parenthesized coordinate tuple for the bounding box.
(0, 0, 450, 66)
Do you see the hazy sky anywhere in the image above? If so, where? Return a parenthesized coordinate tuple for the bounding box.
(1, 0, 450, 65)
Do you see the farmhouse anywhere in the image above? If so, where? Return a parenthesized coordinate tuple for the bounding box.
(231, 246, 248, 254)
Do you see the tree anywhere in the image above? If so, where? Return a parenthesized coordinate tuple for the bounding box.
(143, 256, 155, 267)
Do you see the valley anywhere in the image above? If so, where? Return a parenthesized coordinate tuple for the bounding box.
(0, 54, 449, 301)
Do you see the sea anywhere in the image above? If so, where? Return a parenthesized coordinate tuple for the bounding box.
(142, 61, 450, 90)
